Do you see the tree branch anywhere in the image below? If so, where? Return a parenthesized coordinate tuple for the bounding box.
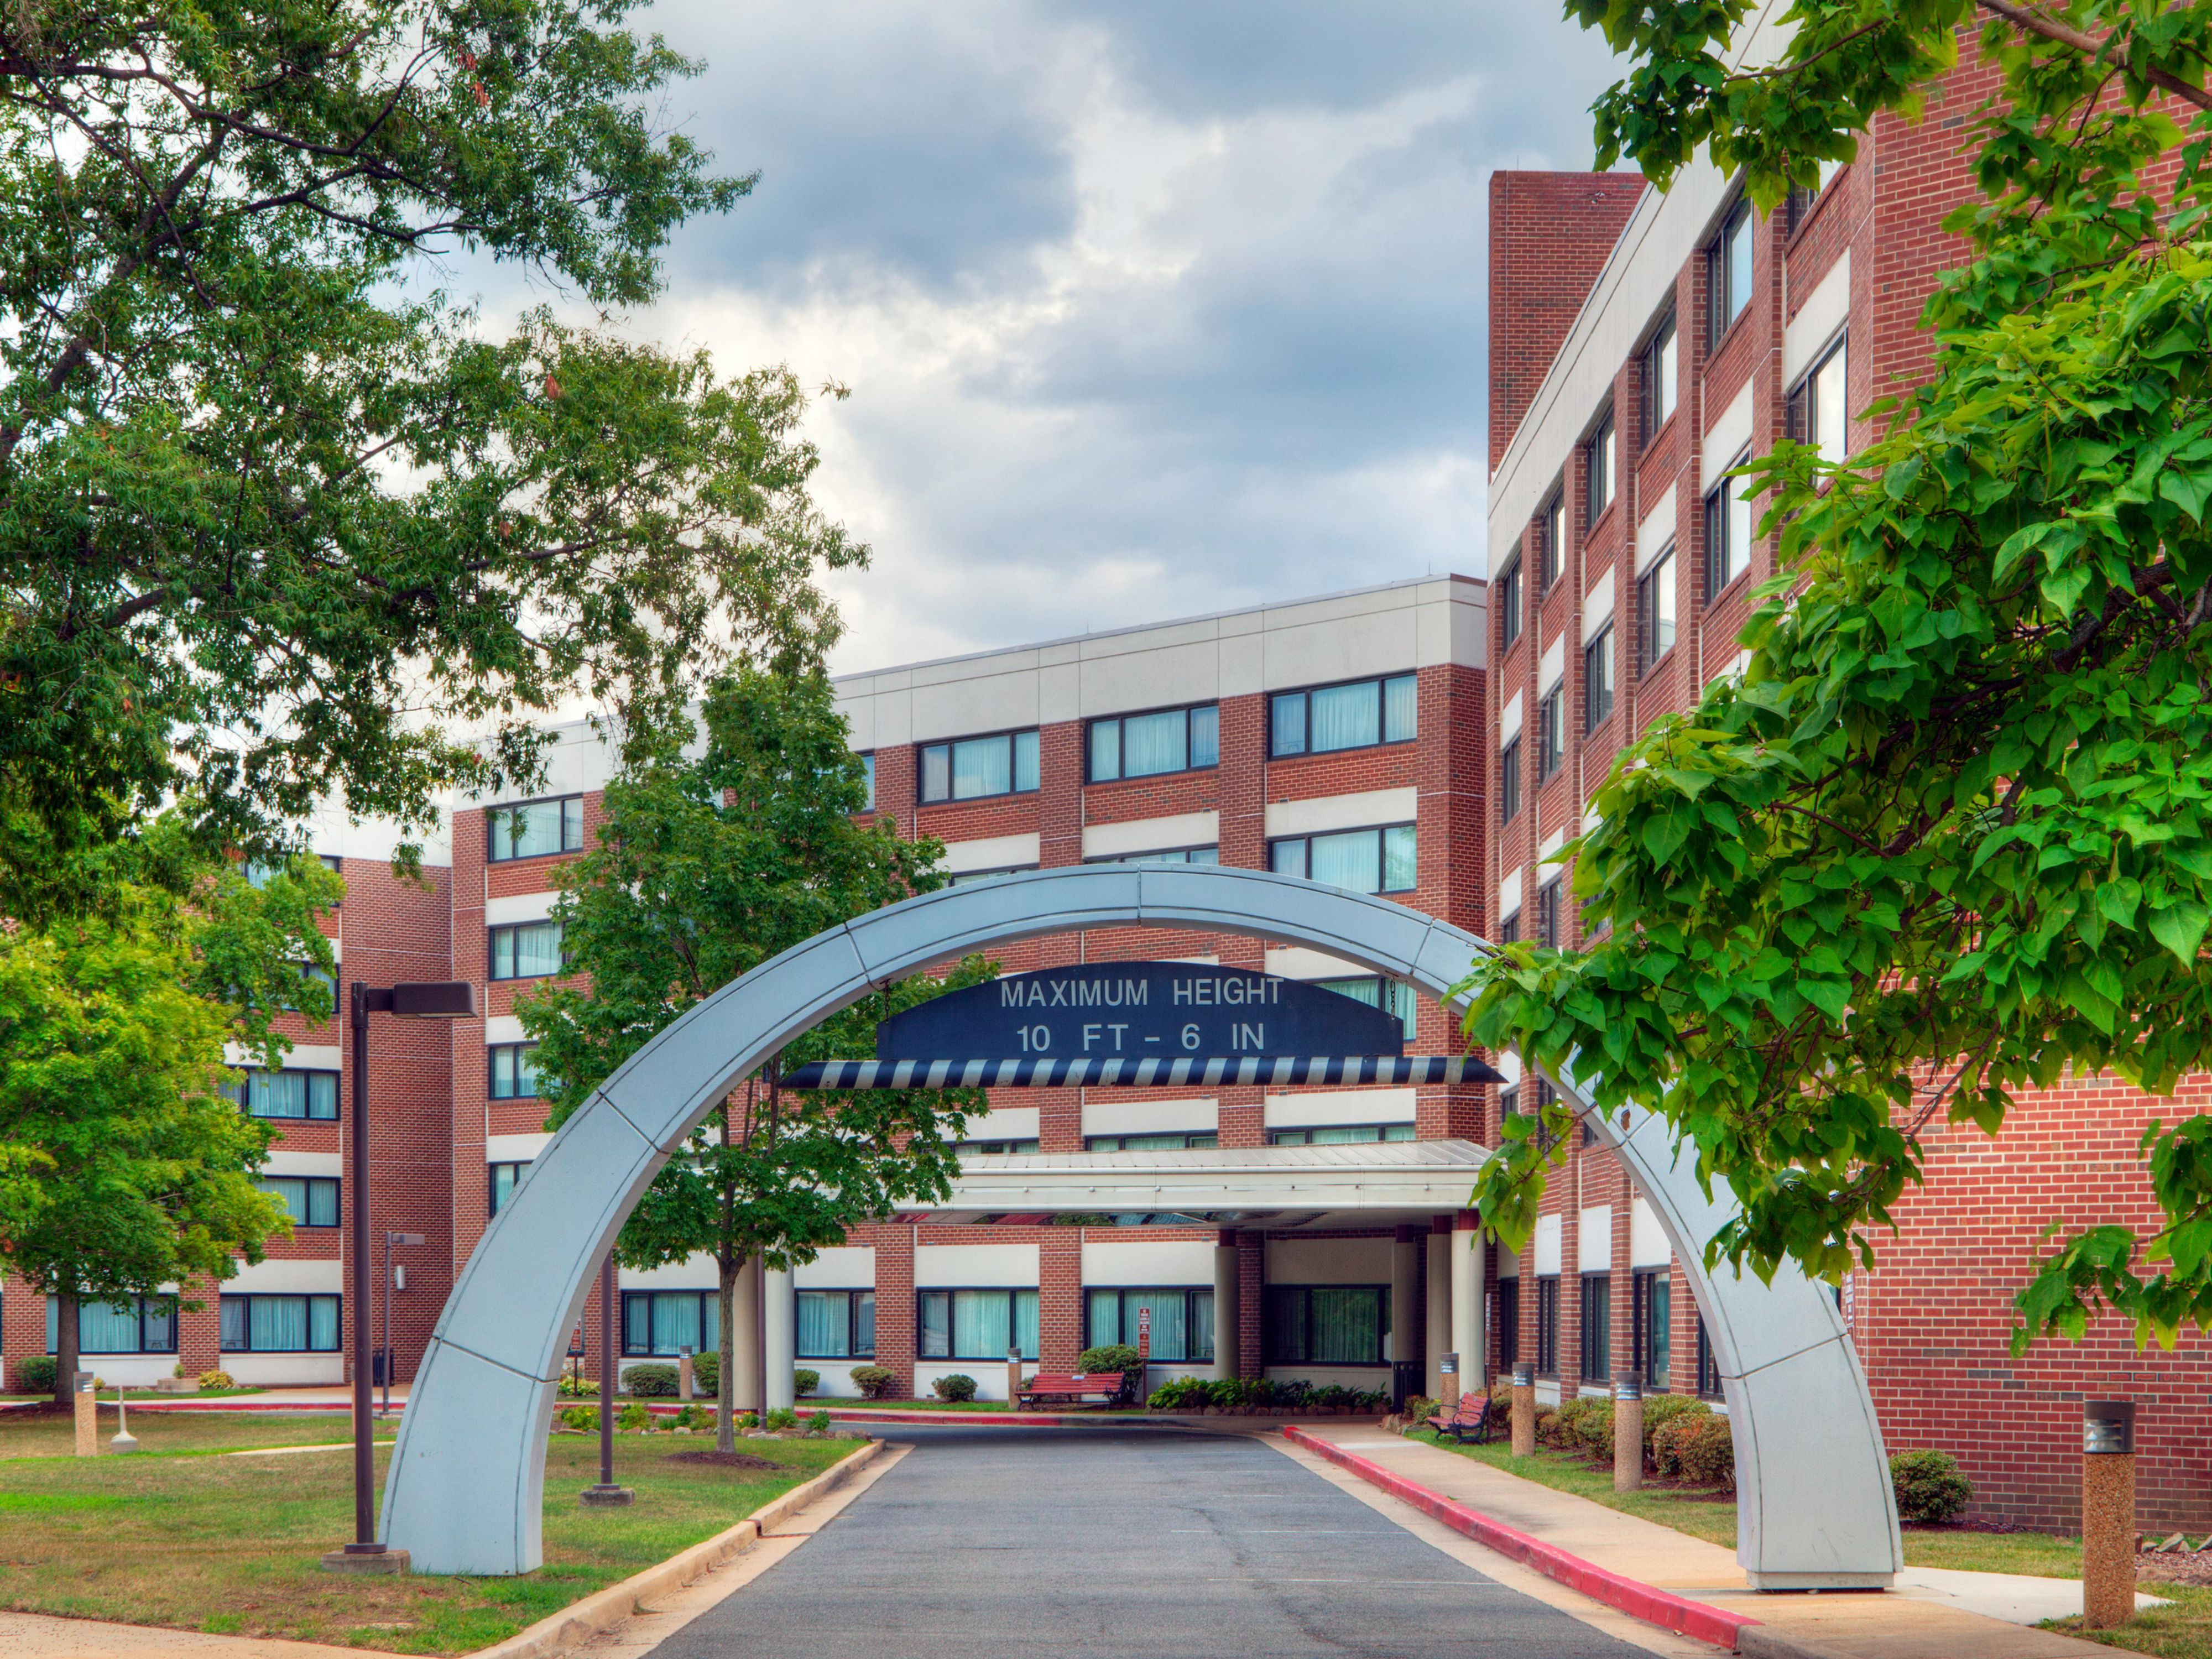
(1976, 0, 2212, 112)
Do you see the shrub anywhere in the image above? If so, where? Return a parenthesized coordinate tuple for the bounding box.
(618, 1401, 653, 1431)
(14, 1357, 57, 1394)
(807, 1409, 833, 1436)
(557, 1371, 599, 1399)
(932, 1373, 978, 1402)
(1890, 1449, 1973, 1525)
(1404, 1395, 1439, 1426)
(738, 1410, 760, 1430)
(1534, 1407, 1567, 1449)
(559, 1405, 599, 1432)
(1557, 1395, 1614, 1457)
(1639, 1392, 1709, 1462)
(1147, 1376, 1211, 1410)
(623, 1363, 679, 1398)
(692, 1352, 719, 1397)
(1076, 1344, 1139, 1379)
(794, 1369, 821, 1399)
(675, 1404, 713, 1431)
(763, 1407, 799, 1431)
(851, 1365, 897, 1399)
(1653, 1412, 1735, 1486)
(196, 1369, 234, 1391)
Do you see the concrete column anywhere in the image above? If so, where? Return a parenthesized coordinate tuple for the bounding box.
(763, 1264, 795, 1413)
(1426, 1222, 1452, 1402)
(1212, 1232, 1240, 1381)
(731, 1255, 762, 1412)
(1390, 1225, 1421, 1380)
(1451, 1210, 1484, 1391)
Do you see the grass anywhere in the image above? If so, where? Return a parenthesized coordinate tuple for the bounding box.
(0, 1408, 855, 1653)
(2050, 1584, 2212, 1657)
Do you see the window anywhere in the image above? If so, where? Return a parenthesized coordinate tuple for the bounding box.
(1498, 738, 1521, 825)
(947, 865, 1039, 886)
(257, 1175, 340, 1228)
(1086, 846, 1219, 867)
(1633, 1270, 1671, 1391)
(1088, 704, 1219, 782)
(1316, 976, 1417, 1041)
(1541, 493, 1566, 594)
(1264, 1285, 1387, 1365)
(1583, 627, 1614, 734)
(226, 1067, 338, 1121)
(280, 961, 336, 1011)
(623, 1290, 720, 1356)
(1498, 910, 1520, 946)
(1087, 1287, 1214, 1362)
(1269, 824, 1417, 894)
(860, 753, 875, 811)
(46, 1296, 177, 1354)
(489, 920, 565, 980)
(1637, 547, 1677, 675)
(1787, 333, 1849, 467)
(797, 1289, 877, 1359)
(1267, 1123, 1417, 1145)
(488, 1160, 531, 1214)
(1535, 1277, 1560, 1374)
(220, 1294, 341, 1353)
(1498, 557, 1523, 651)
(1703, 451, 1754, 602)
(1585, 409, 1615, 526)
(1269, 674, 1417, 757)
(1695, 1314, 1724, 1397)
(1494, 1279, 1520, 1369)
(489, 1044, 541, 1099)
(1709, 195, 1754, 340)
(954, 1137, 1040, 1155)
(918, 730, 1040, 803)
(487, 796, 583, 862)
(1579, 1273, 1611, 1383)
(1537, 880, 1561, 950)
(1787, 158, 1840, 232)
(243, 852, 344, 889)
(917, 1288, 1040, 1360)
(1085, 1131, 1218, 1151)
(1640, 314, 1677, 441)
(1537, 685, 1564, 781)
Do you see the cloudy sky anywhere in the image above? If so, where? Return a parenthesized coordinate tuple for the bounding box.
(541, 2, 1630, 673)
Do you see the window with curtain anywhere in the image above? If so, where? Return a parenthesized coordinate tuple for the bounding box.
(1268, 825, 1416, 895)
(1087, 704, 1219, 782)
(1084, 1130, 1218, 1151)
(1263, 1285, 1386, 1365)
(915, 1288, 1040, 1360)
(1314, 976, 1416, 1041)
(1499, 738, 1521, 824)
(1496, 1279, 1520, 1368)
(621, 1290, 721, 1356)
(954, 1136, 1040, 1155)
(1535, 1277, 1560, 1374)
(1585, 408, 1615, 525)
(1633, 1270, 1671, 1391)
(1267, 674, 1416, 757)
(917, 731, 1040, 803)
(488, 1160, 530, 1214)
(1641, 312, 1677, 440)
(489, 920, 565, 980)
(1085, 1287, 1213, 1363)
(1498, 557, 1522, 650)
(225, 1067, 338, 1120)
(1542, 493, 1565, 593)
(1703, 450, 1754, 603)
(1267, 1123, 1416, 1145)
(1787, 333, 1849, 467)
(1583, 627, 1614, 734)
(860, 753, 875, 810)
(946, 865, 1039, 886)
(1086, 846, 1219, 867)
(489, 1043, 541, 1099)
(1637, 548, 1676, 675)
(1538, 686, 1563, 780)
(797, 1290, 876, 1359)
(487, 796, 583, 861)
(256, 1175, 340, 1227)
(217, 1294, 340, 1352)
(47, 1295, 177, 1354)
(1579, 1273, 1612, 1383)
(1709, 195, 1754, 340)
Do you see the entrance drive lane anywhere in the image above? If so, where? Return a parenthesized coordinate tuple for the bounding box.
(654, 1427, 1657, 1658)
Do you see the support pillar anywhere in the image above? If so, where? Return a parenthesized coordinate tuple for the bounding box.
(1426, 1219, 1452, 1404)
(1238, 1229, 1266, 1381)
(731, 1256, 761, 1413)
(1391, 1224, 1420, 1404)
(1212, 1232, 1240, 1382)
(1451, 1209, 1483, 1391)
(763, 1264, 795, 1413)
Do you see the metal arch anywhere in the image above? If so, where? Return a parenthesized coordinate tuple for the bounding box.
(382, 864, 1898, 1584)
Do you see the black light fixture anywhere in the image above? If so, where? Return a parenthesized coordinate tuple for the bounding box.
(322, 980, 476, 1576)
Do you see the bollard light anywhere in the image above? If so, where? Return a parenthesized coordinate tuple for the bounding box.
(1512, 1360, 1535, 1388)
(1613, 1376, 1643, 1492)
(2081, 1400, 2139, 1630)
(2084, 1400, 2135, 1455)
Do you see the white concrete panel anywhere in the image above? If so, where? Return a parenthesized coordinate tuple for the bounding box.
(1632, 1197, 1671, 1267)
(486, 891, 559, 926)
(915, 1243, 1039, 1287)
(1498, 868, 1522, 921)
(943, 833, 1040, 874)
(1579, 1206, 1614, 1274)
(1269, 1237, 1393, 1285)
(484, 1016, 529, 1045)
(1785, 249, 1850, 383)
(225, 1256, 344, 1293)
(1039, 662, 1080, 726)
(1077, 643, 1221, 715)
(1264, 946, 1370, 980)
(1083, 813, 1220, 859)
(1219, 630, 1264, 697)
(305, 801, 453, 868)
(1637, 484, 1678, 565)
(1261, 603, 1420, 690)
(1082, 1239, 1215, 1285)
(909, 671, 1042, 744)
(225, 1354, 346, 1386)
(1584, 573, 1617, 643)
(1079, 1095, 1217, 1135)
(962, 1107, 1040, 1141)
(488, 1132, 551, 1162)
(1540, 633, 1565, 696)
(619, 1254, 719, 1290)
(795, 1247, 875, 1290)
(1533, 1214, 1563, 1277)
(260, 1150, 342, 1177)
(228, 1041, 342, 1071)
(1540, 823, 1569, 859)
(1495, 1048, 1522, 1086)
(1500, 689, 1523, 743)
(1704, 382, 1754, 478)
(797, 1361, 867, 1398)
(1264, 788, 1419, 838)
(1442, 586, 1488, 670)
(1264, 1087, 1416, 1128)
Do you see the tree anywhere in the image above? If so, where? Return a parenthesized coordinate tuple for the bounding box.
(0, 0, 859, 922)
(525, 667, 988, 1448)
(1464, 3, 2212, 1353)
(0, 834, 344, 1402)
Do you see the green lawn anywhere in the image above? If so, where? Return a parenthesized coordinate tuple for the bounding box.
(0, 1410, 857, 1653)
(2050, 1585, 2212, 1657)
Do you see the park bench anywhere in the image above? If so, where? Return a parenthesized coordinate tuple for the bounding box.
(1016, 1371, 1129, 1408)
(1432, 1390, 1497, 1446)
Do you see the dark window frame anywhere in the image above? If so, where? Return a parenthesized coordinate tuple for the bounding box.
(953, 1137, 1040, 1155)
(1583, 625, 1615, 735)
(1537, 880, 1561, 950)
(1695, 1313, 1724, 1397)
(1084, 1130, 1218, 1151)
(46, 1293, 179, 1355)
(1081, 846, 1220, 868)
(915, 1287, 1042, 1361)
(488, 1042, 542, 1100)
(1640, 312, 1678, 446)
(1579, 1271, 1612, 1384)
(1313, 975, 1417, 1042)
(1636, 546, 1677, 677)
(1632, 1268, 1672, 1392)
(227, 1066, 340, 1121)
(1541, 493, 1566, 594)
(488, 919, 567, 982)
(1498, 557, 1524, 651)
(1584, 407, 1616, 528)
(621, 1288, 720, 1358)
(1261, 1283, 1391, 1367)
(219, 1293, 342, 1354)
(257, 1173, 341, 1228)
(1266, 1123, 1417, 1146)
(1495, 1278, 1521, 1369)
(1498, 910, 1520, 946)
(1084, 1285, 1215, 1363)
(1267, 822, 1418, 895)
(1267, 672, 1420, 759)
(1498, 737, 1521, 825)
(859, 753, 876, 812)
(796, 1288, 878, 1360)
(1708, 195, 1755, 343)
(1786, 330, 1848, 458)
(1702, 448, 1755, 606)
(486, 795, 585, 863)
(916, 728, 1042, 805)
(488, 1159, 531, 1215)
(1086, 702, 1222, 784)
(1537, 685, 1564, 781)
(1535, 1276, 1560, 1376)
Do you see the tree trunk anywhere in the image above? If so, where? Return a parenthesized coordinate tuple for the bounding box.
(51, 1290, 78, 1409)
(716, 1257, 739, 1454)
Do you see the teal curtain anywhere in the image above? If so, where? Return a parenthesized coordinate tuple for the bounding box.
(919, 1290, 950, 1358)
(1308, 1288, 1381, 1364)
(1190, 1289, 1214, 1363)
(257, 1176, 308, 1223)
(1310, 681, 1380, 751)
(1087, 1288, 1121, 1349)
(309, 1296, 341, 1352)
(1125, 1290, 1186, 1361)
(797, 1291, 848, 1358)
(1121, 710, 1187, 777)
(1382, 825, 1417, 891)
(1190, 705, 1219, 768)
(1383, 674, 1418, 742)
(251, 1296, 308, 1352)
(1014, 1290, 1039, 1360)
(1310, 829, 1381, 893)
(854, 1292, 876, 1356)
(1090, 720, 1121, 781)
(952, 1290, 1010, 1359)
(952, 737, 1010, 798)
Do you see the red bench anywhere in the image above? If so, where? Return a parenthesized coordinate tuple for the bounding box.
(1432, 1390, 1498, 1445)
(1017, 1371, 1129, 1408)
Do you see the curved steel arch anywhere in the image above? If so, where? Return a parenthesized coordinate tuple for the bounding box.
(384, 864, 1898, 1586)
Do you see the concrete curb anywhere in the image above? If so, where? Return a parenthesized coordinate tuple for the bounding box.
(1281, 1426, 1756, 1652)
(1734, 1632, 1854, 1659)
(468, 1437, 890, 1659)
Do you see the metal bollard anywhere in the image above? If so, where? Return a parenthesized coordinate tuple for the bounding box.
(1511, 1360, 1536, 1458)
(2082, 1401, 2137, 1630)
(1614, 1378, 1642, 1491)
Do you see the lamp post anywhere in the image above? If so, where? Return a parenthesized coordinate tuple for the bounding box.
(381, 1231, 425, 1419)
(581, 1251, 634, 1506)
(321, 979, 475, 1577)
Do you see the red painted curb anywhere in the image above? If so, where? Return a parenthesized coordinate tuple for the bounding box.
(1280, 1426, 1756, 1652)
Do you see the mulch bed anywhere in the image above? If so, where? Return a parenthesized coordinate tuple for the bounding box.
(662, 1449, 786, 1472)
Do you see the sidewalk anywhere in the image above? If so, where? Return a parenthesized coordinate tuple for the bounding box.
(1286, 1422, 2132, 1658)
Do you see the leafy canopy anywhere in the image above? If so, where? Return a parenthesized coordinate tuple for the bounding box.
(1465, 1, 2212, 1354)
(0, 0, 857, 919)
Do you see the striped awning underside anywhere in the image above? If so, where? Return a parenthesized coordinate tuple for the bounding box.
(782, 1055, 1504, 1090)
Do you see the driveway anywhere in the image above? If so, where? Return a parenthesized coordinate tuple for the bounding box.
(652, 1425, 1656, 1658)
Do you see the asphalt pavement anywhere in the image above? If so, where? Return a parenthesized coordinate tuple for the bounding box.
(653, 1425, 1653, 1658)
